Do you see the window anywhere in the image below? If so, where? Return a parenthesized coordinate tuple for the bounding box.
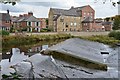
(6, 21, 9, 23)
(36, 22, 39, 26)
(91, 16, 92, 19)
(71, 23, 73, 26)
(74, 23, 77, 26)
(66, 29, 67, 31)
(91, 13, 93, 15)
(66, 23, 68, 27)
(60, 19, 64, 22)
(88, 13, 89, 15)
(27, 22, 32, 26)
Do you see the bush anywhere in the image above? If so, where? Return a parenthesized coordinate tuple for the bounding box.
(108, 31, 120, 40)
(40, 28, 51, 32)
(0, 30, 9, 36)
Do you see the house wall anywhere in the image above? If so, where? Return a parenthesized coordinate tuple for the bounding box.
(48, 9, 54, 31)
(81, 5, 95, 31)
(81, 5, 95, 20)
(93, 22, 104, 31)
(1, 21, 11, 31)
(39, 18, 46, 29)
(104, 25, 112, 31)
(56, 16, 82, 32)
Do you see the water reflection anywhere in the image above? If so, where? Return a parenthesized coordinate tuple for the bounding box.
(28, 45, 49, 53)
(2, 39, 65, 58)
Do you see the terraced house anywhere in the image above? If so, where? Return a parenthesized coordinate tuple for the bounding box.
(48, 5, 96, 32)
(13, 12, 41, 32)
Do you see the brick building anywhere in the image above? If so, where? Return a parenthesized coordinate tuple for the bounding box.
(13, 12, 41, 32)
(38, 18, 46, 29)
(48, 5, 98, 32)
(0, 10, 11, 31)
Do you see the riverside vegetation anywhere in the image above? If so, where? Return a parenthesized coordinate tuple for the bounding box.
(2, 31, 120, 52)
(79, 31, 120, 47)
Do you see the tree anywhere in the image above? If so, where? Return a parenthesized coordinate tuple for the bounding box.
(113, 15, 120, 30)
(94, 0, 120, 7)
(0, 0, 20, 6)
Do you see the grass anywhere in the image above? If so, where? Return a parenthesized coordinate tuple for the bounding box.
(78, 35, 120, 47)
(2, 33, 73, 52)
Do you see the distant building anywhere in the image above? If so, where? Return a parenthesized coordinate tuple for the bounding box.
(38, 18, 46, 29)
(48, 5, 97, 32)
(0, 10, 11, 31)
(12, 12, 41, 32)
(102, 22, 112, 31)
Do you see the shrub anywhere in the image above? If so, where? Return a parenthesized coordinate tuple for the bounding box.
(108, 31, 120, 40)
(40, 28, 51, 32)
(0, 30, 9, 36)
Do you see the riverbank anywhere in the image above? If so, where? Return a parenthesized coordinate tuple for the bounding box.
(2, 33, 73, 52)
(79, 35, 120, 47)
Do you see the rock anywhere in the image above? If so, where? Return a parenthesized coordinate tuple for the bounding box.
(45, 38, 108, 70)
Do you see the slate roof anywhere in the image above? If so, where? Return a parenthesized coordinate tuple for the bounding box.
(14, 15, 40, 22)
(51, 5, 89, 16)
(51, 5, 89, 21)
(102, 22, 112, 25)
(0, 13, 11, 21)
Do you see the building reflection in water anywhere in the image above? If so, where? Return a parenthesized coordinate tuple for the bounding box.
(29, 45, 49, 53)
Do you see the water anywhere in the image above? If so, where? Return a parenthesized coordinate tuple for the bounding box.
(2, 39, 65, 59)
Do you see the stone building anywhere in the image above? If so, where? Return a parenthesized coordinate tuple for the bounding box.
(48, 5, 95, 32)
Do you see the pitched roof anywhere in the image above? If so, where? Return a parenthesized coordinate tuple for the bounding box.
(51, 5, 89, 17)
(102, 22, 112, 25)
(15, 15, 40, 22)
(0, 13, 11, 21)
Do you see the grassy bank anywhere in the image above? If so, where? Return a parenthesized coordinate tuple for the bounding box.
(2, 33, 73, 48)
(79, 35, 120, 47)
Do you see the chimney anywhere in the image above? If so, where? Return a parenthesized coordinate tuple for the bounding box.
(19, 15, 23, 17)
(7, 9, 9, 14)
(28, 12, 33, 16)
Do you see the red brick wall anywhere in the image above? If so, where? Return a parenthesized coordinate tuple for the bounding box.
(104, 25, 112, 31)
(81, 5, 95, 20)
(2, 21, 11, 27)
(20, 22, 27, 27)
(38, 18, 46, 29)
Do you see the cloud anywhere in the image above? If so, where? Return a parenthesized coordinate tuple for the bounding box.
(19, 2, 70, 8)
(0, 0, 118, 18)
(0, 3, 24, 13)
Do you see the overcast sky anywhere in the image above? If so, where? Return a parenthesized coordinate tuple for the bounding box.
(0, 0, 119, 18)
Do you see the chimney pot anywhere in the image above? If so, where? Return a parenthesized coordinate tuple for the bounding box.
(7, 10, 9, 14)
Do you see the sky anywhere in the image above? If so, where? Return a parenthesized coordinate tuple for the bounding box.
(0, 0, 119, 18)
